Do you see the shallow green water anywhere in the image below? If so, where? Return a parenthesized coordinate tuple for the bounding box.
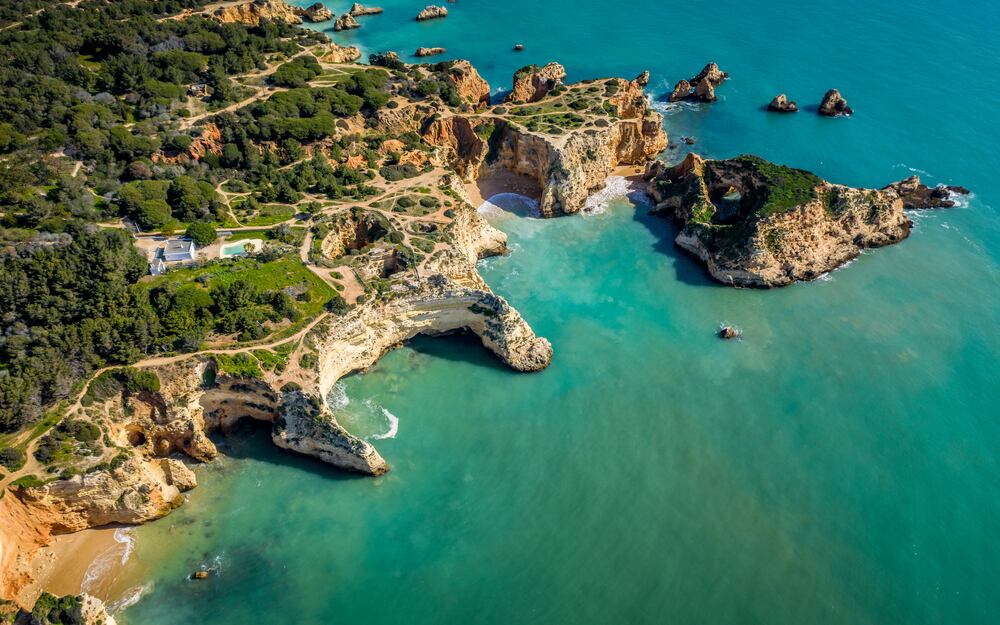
(115, 1, 1000, 623)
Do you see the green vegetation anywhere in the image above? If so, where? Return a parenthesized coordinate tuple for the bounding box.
(10, 474, 47, 489)
(29, 592, 86, 625)
(186, 222, 219, 246)
(85, 367, 161, 404)
(736, 155, 824, 216)
(0, 446, 26, 471)
(271, 55, 322, 88)
(34, 418, 102, 465)
(212, 353, 262, 378)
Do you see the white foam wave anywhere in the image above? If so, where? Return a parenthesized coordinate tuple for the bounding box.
(366, 399, 399, 440)
(81, 527, 135, 594)
(108, 583, 151, 614)
(327, 382, 350, 411)
(649, 99, 702, 116)
(582, 176, 648, 214)
(478, 193, 541, 218)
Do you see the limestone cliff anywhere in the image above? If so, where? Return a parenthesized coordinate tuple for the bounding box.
(446, 60, 491, 109)
(643, 153, 941, 287)
(506, 63, 566, 104)
(212, 0, 301, 25)
(425, 73, 667, 216)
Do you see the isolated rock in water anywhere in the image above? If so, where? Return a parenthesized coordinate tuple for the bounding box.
(644, 153, 917, 287)
(635, 70, 650, 86)
(881, 175, 970, 209)
(719, 325, 741, 339)
(506, 62, 566, 103)
(333, 12, 361, 30)
(683, 136, 696, 145)
(415, 5, 448, 20)
(349, 2, 383, 16)
(819, 89, 852, 116)
(513, 43, 525, 51)
(192, 570, 210, 580)
(668, 62, 728, 102)
(320, 42, 362, 63)
(668, 79, 692, 102)
(415, 47, 446, 57)
(767, 94, 798, 112)
(299, 2, 333, 22)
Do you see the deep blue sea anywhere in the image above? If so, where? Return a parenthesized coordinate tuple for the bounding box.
(114, 2, 1000, 623)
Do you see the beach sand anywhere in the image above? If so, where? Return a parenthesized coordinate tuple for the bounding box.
(465, 171, 541, 207)
(17, 527, 127, 606)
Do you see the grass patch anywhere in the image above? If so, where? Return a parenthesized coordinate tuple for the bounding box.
(212, 353, 262, 378)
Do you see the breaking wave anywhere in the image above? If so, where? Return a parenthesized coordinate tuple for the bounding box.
(108, 583, 151, 614)
(327, 381, 350, 411)
(583, 176, 648, 214)
(81, 527, 135, 594)
(366, 399, 399, 440)
(479, 193, 541, 218)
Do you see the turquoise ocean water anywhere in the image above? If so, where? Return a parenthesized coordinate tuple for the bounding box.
(115, 1, 1000, 623)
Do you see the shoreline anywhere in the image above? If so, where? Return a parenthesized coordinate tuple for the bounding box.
(17, 527, 129, 608)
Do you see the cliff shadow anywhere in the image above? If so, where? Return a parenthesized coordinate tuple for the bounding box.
(403, 332, 515, 373)
(207, 419, 366, 484)
(631, 206, 718, 287)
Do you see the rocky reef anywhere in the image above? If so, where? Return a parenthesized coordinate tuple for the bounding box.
(416, 5, 448, 21)
(643, 153, 959, 287)
(819, 89, 852, 116)
(767, 94, 798, 113)
(669, 62, 728, 102)
(882, 176, 969, 209)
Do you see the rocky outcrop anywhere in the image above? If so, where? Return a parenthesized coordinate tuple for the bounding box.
(18, 593, 117, 625)
(350, 3, 383, 16)
(426, 74, 666, 216)
(320, 42, 362, 64)
(767, 94, 798, 113)
(213, 0, 301, 25)
(298, 2, 333, 22)
(513, 44, 525, 52)
(645, 153, 915, 287)
(668, 62, 728, 102)
(445, 59, 491, 108)
(415, 5, 448, 21)
(819, 89, 852, 116)
(506, 62, 566, 104)
(881, 175, 970, 209)
(334, 12, 361, 31)
(415, 47, 446, 57)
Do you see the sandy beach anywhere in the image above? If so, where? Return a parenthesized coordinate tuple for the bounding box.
(17, 527, 128, 606)
(464, 171, 541, 208)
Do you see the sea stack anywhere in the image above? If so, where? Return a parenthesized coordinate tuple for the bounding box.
(819, 89, 852, 116)
(767, 94, 798, 113)
(349, 3, 383, 16)
(668, 62, 728, 102)
(299, 2, 333, 22)
(416, 5, 448, 21)
(333, 12, 361, 30)
(506, 62, 566, 103)
(415, 47, 446, 57)
(514, 44, 525, 52)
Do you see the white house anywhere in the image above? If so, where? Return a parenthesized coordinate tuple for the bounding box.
(162, 239, 196, 263)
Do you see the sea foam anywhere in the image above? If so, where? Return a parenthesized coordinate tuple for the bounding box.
(366, 399, 399, 440)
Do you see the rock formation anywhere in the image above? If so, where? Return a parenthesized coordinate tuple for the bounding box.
(513, 44, 525, 52)
(320, 42, 362, 64)
(415, 47, 446, 57)
(17, 593, 117, 625)
(506, 62, 566, 104)
(881, 176, 970, 209)
(299, 2, 333, 22)
(445, 59, 491, 108)
(767, 94, 798, 113)
(819, 89, 852, 116)
(212, 0, 301, 25)
(426, 74, 667, 216)
(334, 12, 361, 31)
(645, 153, 919, 287)
(668, 62, 728, 102)
(416, 5, 448, 21)
(349, 3, 383, 16)
(719, 325, 741, 339)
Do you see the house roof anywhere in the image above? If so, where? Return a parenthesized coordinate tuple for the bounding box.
(164, 239, 194, 253)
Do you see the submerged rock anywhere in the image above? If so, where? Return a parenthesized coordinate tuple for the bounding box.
(818, 89, 852, 116)
(881, 175, 970, 209)
(415, 5, 448, 20)
(513, 43, 525, 51)
(719, 325, 741, 340)
(644, 153, 918, 287)
(767, 93, 798, 113)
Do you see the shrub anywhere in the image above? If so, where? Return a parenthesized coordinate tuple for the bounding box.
(379, 164, 420, 181)
(186, 222, 218, 246)
(0, 447, 25, 471)
(325, 294, 350, 315)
